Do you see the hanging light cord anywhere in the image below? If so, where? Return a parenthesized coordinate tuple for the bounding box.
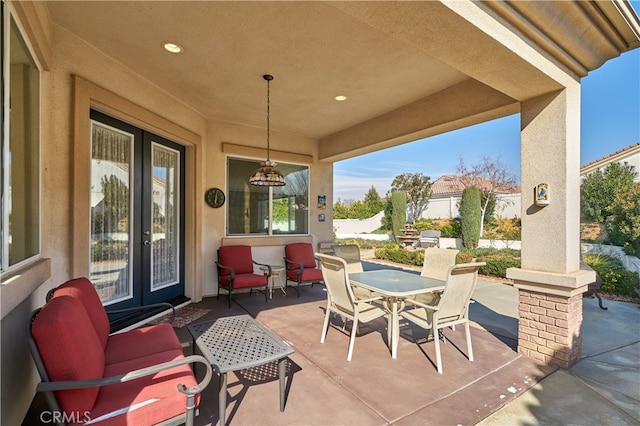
(264, 74, 273, 162)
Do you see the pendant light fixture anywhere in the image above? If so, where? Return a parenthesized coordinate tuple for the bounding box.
(249, 74, 286, 186)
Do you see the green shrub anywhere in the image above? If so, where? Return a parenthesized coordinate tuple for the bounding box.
(439, 220, 461, 238)
(583, 253, 640, 296)
(473, 247, 521, 258)
(456, 250, 474, 264)
(460, 186, 481, 249)
(391, 191, 407, 236)
(374, 245, 423, 266)
(604, 182, 640, 256)
(413, 219, 434, 232)
(476, 255, 521, 278)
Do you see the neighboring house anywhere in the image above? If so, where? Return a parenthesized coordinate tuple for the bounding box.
(580, 141, 640, 181)
(420, 174, 522, 219)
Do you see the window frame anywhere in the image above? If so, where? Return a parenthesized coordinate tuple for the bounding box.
(1, 2, 42, 274)
(226, 155, 310, 237)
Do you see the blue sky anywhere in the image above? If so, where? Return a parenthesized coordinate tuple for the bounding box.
(334, 42, 640, 202)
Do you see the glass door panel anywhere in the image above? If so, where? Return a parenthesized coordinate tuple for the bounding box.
(151, 143, 180, 290)
(89, 121, 134, 304)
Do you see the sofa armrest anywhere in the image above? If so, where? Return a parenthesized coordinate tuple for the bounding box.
(35, 354, 212, 394)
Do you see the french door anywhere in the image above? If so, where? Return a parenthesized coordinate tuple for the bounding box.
(89, 110, 185, 310)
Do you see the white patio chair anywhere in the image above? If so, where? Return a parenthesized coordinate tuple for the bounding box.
(316, 253, 387, 361)
(331, 244, 363, 273)
(410, 247, 460, 305)
(400, 262, 485, 374)
(331, 244, 374, 299)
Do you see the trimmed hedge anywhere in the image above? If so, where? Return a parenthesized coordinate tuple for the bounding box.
(374, 246, 639, 296)
(476, 256, 521, 278)
(374, 245, 424, 266)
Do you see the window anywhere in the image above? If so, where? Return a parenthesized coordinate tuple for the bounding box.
(1, 7, 41, 272)
(227, 158, 309, 235)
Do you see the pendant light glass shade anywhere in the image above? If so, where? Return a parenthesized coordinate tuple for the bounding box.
(250, 74, 285, 186)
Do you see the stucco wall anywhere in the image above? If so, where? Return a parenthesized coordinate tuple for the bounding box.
(421, 193, 521, 219)
(1, 6, 333, 424)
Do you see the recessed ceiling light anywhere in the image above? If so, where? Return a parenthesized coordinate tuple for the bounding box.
(335, 95, 348, 101)
(163, 43, 183, 54)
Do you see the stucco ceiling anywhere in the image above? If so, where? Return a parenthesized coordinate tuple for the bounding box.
(45, 1, 639, 146)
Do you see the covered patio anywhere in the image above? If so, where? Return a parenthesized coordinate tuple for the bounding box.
(2, 2, 639, 424)
(24, 260, 640, 425)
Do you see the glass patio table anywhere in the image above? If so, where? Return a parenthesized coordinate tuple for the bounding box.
(349, 270, 445, 359)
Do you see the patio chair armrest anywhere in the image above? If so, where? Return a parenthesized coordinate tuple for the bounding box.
(106, 302, 176, 324)
(354, 295, 385, 304)
(216, 262, 236, 281)
(36, 354, 213, 395)
(253, 261, 272, 277)
(405, 297, 439, 311)
(284, 257, 304, 273)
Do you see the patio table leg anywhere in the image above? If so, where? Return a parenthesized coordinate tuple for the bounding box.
(219, 372, 227, 426)
(391, 299, 399, 359)
(279, 357, 287, 411)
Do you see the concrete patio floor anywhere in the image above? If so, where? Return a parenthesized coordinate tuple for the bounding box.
(23, 260, 640, 425)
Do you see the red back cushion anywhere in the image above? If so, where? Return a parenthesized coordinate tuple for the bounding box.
(218, 245, 255, 275)
(51, 277, 110, 349)
(285, 243, 317, 270)
(32, 295, 105, 415)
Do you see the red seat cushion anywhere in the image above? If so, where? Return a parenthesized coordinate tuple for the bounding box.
(218, 245, 255, 275)
(285, 243, 317, 270)
(105, 323, 183, 366)
(76, 350, 198, 426)
(287, 267, 324, 282)
(32, 295, 105, 415)
(50, 277, 110, 349)
(219, 272, 267, 289)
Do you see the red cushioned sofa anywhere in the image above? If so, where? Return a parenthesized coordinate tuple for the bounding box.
(29, 277, 212, 426)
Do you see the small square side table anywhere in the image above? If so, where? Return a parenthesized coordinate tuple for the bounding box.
(187, 314, 294, 426)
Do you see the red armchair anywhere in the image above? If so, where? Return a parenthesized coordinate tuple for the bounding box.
(284, 242, 324, 297)
(217, 245, 271, 307)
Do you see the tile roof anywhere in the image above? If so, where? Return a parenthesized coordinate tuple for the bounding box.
(430, 174, 520, 197)
(580, 141, 640, 171)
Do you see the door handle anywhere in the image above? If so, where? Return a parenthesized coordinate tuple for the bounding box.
(143, 240, 152, 246)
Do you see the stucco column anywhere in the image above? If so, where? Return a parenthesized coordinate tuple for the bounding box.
(508, 85, 595, 368)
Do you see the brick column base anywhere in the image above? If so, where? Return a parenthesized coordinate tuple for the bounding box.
(518, 289, 583, 368)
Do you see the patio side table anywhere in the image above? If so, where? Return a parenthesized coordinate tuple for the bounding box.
(187, 314, 294, 426)
(259, 264, 286, 298)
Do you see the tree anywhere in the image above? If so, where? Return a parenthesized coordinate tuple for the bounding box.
(390, 191, 407, 236)
(363, 186, 385, 216)
(390, 173, 433, 223)
(456, 155, 518, 237)
(605, 182, 640, 256)
(581, 162, 637, 223)
(333, 199, 350, 219)
(460, 186, 481, 249)
(382, 197, 394, 231)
